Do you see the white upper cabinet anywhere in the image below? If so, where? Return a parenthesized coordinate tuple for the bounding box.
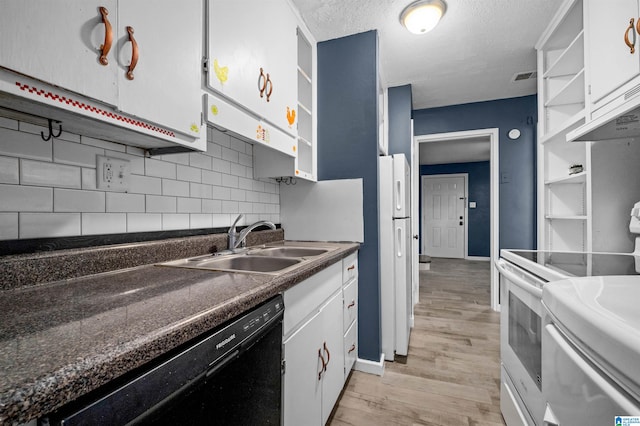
(207, 0, 298, 137)
(0, 1, 204, 151)
(0, 0, 119, 107)
(586, 0, 640, 108)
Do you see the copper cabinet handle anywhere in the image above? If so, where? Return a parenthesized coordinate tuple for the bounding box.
(265, 74, 273, 102)
(258, 68, 267, 97)
(99, 7, 113, 65)
(347, 300, 355, 309)
(348, 344, 356, 354)
(323, 342, 330, 369)
(347, 265, 355, 271)
(625, 18, 636, 54)
(126, 26, 139, 80)
(318, 348, 326, 380)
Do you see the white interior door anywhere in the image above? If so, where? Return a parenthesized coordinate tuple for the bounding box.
(422, 175, 466, 258)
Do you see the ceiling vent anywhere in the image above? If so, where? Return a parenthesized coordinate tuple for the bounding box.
(511, 71, 537, 82)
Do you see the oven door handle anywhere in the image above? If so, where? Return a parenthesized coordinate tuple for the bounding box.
(496, 259, 543, 298)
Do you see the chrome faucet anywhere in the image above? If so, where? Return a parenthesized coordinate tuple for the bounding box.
(227, 214, 244, 250)
(232, 219, 276, 250)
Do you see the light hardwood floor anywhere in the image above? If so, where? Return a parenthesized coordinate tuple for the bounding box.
(329, 258, 504, 426)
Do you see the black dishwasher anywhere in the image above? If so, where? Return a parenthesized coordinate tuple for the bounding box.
(48, 295, 284, 426)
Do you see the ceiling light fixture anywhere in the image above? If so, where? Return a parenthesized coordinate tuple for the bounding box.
(400, 0, 447, 35)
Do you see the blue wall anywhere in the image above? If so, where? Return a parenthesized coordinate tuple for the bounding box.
(413, 96, 537, 250)
(388, 85, 412, 159)
(420, 162, 490, 257)
(317, 31, 380, 362)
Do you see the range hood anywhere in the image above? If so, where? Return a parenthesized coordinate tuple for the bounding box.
(567, 93, 640, 142)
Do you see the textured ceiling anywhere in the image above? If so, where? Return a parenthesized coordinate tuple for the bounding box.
(291, 0, 561, 110)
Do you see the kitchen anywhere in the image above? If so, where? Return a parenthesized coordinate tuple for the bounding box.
(1, 0, 640, 425)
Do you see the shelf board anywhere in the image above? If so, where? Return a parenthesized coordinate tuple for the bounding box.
(545, 215, 588, 220)
(545, 69, 585, 107)
(540, 108, 586, 144)
(544, 30, 584, 78)
(297, 101, 312, 116)
(298, 136, 312, 147)
(545, 171, 587, 185)
(297, 66, 312, 84)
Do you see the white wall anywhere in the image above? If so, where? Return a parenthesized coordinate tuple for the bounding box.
(0, 116, 280, 240)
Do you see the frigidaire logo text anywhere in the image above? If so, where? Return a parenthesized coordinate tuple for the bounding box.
(216, 334, 236, 350)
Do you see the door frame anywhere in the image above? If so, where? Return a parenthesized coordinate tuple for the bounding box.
(421, 173, 468, 259)
(413, 128, 500, 311)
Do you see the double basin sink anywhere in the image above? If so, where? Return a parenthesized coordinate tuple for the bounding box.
(158, 245, 333, 275)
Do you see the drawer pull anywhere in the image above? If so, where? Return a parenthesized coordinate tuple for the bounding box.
(99, 7, 113, 65)
(347, 300, 355, 309)
(348, 344, 356, 354)
(625, 18, 636, 54)
(347, 264, 355, 271)
(125, 26, 138, 80)
(318, 348, 326, 380)
(258, 68, 267, 97)
(265, 73, 273, 102)
(323, 342, 331, 368)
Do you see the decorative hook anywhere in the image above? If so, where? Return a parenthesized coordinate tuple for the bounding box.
(41, 119, 62, 141)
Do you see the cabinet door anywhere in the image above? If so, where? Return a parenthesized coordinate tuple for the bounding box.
(283, 311, 323, 426)
(587, 0, 640, 104)
(0, 0, 118, 106)
(320, 292, 346, 425)
(117, 0, 202, 137)
(208, 0, 297, 135)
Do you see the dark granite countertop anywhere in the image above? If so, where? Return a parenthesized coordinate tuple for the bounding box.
(0, 236, 358, 425)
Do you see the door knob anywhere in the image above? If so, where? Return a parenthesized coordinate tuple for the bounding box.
(459, 221, 463, 226)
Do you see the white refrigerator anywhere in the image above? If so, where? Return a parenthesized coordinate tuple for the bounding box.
(379, 154, 412, 360)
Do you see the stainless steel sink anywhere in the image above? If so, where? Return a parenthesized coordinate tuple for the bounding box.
(249, 247, 329, 257)
(158, 254, 302, 274)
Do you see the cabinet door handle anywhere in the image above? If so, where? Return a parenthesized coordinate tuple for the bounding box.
(265, 73, 273, 102)
(347, 300, 355, 309)
(347, 264, 355, 271)
(323, 342, 331, 369)
(348, 344, 356, 354)
(258, 68, 267, 97)
(98, 7, 113, 66)
(625, 18, 636, 54)
(126, 26, 139, 80)
(317, 348, 326, 380)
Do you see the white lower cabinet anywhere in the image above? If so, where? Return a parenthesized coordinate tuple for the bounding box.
(283, 252, 358, 426)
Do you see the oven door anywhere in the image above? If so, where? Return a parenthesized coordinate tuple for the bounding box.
(497, 259, 545, 425)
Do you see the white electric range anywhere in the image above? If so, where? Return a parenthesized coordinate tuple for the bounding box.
(496, 249, 640, 426)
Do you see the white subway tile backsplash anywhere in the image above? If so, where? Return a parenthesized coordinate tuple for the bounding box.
(82, 213, 126, 235)
(0, 184, 52, 212)
(81, 136, 126, 152)
(145, 158, 176, 179)
(212, 158, 231, 174)
(1, 122, 280, 239)
(190, 214, 212, 229)
(177, 197, 202, 213)
(129, 175, 161, 195)
(81, 168, 97, 190)
(53, 139, 104, 168)
(162, 179, 190, 197)
(20, 213, 81, 238)
(202, 199, 222, 213)
(0, 127, 52, 161)
(202, 170, 222, 186)
(0, 213, 18, 240)
(54, 189, 105, 212)
(146, 195, 176, 213)
(0, 156, 19, 184)
(177, 165, 201, 183)
(127, 213, 162, 232)
(106, 193, 145, 213)
(20, 159, 81, 188)
(162, 213, 190, 230)
(189, 152, 212, 170)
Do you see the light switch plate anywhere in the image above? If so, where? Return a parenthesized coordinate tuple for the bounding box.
(469, 201, 477, 208)
(96, 155, 130, 192)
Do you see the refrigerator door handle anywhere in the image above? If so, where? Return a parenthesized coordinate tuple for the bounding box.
(396, 226, 403, 258)
(395, 179, 402, 212)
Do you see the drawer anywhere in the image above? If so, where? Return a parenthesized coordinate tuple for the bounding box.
(342, 278, 357, 333)
(342, 252, 358, 284)
(344, 319, 357, 380)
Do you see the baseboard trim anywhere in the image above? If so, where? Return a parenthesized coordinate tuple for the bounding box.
(355, 354, 385, 376)
(466, 256, 490, 261)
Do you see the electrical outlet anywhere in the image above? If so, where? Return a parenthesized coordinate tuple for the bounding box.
(96, 155, 130, 192)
